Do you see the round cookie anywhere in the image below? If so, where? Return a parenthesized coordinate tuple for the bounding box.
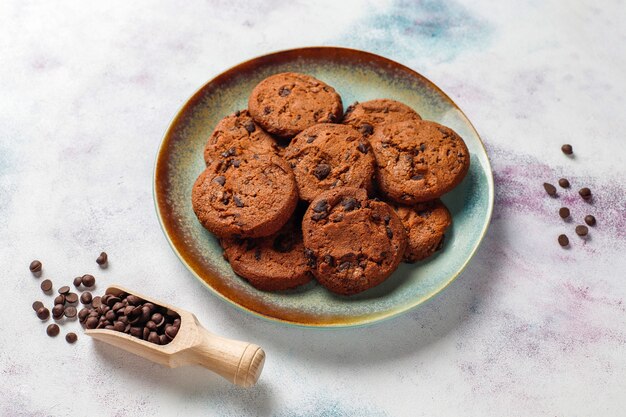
(248, 72, 343, 138)
(343, 98, 422, 137)
(283, 124, 375, 202)
(302, 187, 407, 296)
(370, 119, 470, 204)
(392, 199, 452, 263)
(221, 217, 312, 291)
(192, 154, 298, 238)
(203, 110, 278, 165)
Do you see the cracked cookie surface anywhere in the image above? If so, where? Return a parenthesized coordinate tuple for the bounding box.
(369, 119, 470, 204)
(302, 187, 407, 295)
(248, 72, 343, 138)
(283, 124, 375, 202)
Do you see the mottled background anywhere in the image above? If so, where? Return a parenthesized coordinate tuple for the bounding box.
(1, 0, 625, 416)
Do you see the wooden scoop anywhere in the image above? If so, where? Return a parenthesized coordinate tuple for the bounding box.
(85, 285, 265, 388)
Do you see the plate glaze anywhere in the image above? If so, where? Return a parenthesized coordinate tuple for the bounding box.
(154, 47, 494, 327)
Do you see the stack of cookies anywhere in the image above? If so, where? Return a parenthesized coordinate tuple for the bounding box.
(192, 72, 469, 296)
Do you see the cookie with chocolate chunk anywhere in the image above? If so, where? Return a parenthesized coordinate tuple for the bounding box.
(221, 216, 312, 291)
(203, 110, 278, 165)
(343, 99, 422, 137)
(302, 187, 407, 295)
(192, 154, 298, 238)
(248, 73, 343, 138)
(392, 199, 452, 262)
(370, 119, 470, 204)
(283, 124, 375, 202)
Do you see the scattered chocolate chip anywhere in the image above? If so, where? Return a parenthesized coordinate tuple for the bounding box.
(52, 304, 64, 319)
(32, 301, 44, 311)
(54, 294, 65, 305)
(559, 207, 570, 219)
(36, 307, 50, 320)
(561, 144, 573, 155)
(73, 276, 82, 288)
(575, 225, 588, 236)
(579, 187, 592, 200)
(78, 308, 90, 322)
(58, 286, 70, 295)
(82, 274, 96, 288)
(64, 306, 77, 318)
(358, 123, 374, 136)
(91, 296, 102, 309)
(213, 176, 226, 186)
(46, 324, 60, 337)
(584, 215, 596, 226)
(65, 293, 78, 304)
(85, 316, 98, 329)
(80, 292, 92, 305)
(543, 183, 557, 196)
(40, 279, 53, 293)
(278, 86, 291, 97)
(29, 260, 42, 274)
(243, 121, 255, 133)
(65, 332, 77, 343)
(96, 252, 108, 266)
(313, 164, 331, 180)
(558, 178, 570, 188)
(558, 234, 569, 247)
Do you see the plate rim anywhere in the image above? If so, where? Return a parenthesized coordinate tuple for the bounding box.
(153, 46, 495, 328)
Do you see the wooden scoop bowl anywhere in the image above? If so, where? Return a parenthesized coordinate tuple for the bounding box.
(85, 285, 265, 388)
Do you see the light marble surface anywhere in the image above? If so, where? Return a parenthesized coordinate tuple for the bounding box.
(1, 1, 625, 416)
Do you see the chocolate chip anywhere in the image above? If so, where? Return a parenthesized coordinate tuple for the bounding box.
(85, 316, 98, 329)
(358, 124, 374, 136)
(273, 234, 294, 253)
(65, 292, 78, 304)
(558, 178, 570, 188)
(54, 294, 65, 305)
(561, 144, 573, 155)
(328, 113, 338, 123)
(383, 215, 391, 225)
(559, 207, 570, 219)
(78, 308, 90, 322)
(304, 249, 317, 268)
(65, 332, 78, 343)
(36, 307, 50, 320)
(323, 254, 335, 267)
(73, 276, 82, 288)
(371, 213, 381, 222)
(584, 215, 596, 226)
(341, 197, 359, 211)
(80, 292, 92, 305)
(165, 325, 179, 339)
(58, 286, 70, 295)
(579, 187, 592, 200)
(263, 106, 272, 114)
(312, 199, 329, 213)
(278, 86, 291, 97)
(232, 159, 241, 168)
(82, 274, 95, 288)
(29, 260, 42, 274)
(52, 304, 64, 319)
(244, 121, 256, 133)
(543, 183, 557, 196)
(338, 261, 351, 271)
(92, 296, 102, 309)
(411, 174, 424, 180)
(385, 226, 394, 239)
(96, 252, 108, 266)
(355, 142, 370, 154)
(558, 234, 569, 247)
(213, 176, 226, 186)
(64, 306, 77, 318)
(233, 195, 244, 207)
(313, 164, 331, 180)
(221, 147, 236, 158)
(46, 324, 60, 337)
(32, 301, 44, 311)
(40, 279, 53, 293)
(306, 135, 317, 143)
(575, 225, 588, 236)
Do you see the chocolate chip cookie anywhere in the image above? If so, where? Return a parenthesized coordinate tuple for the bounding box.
(343, 99, 422, 137)
(192, 154, 298, 238)
(248, 72, 343, 138)
(302, 188, 407, 295)
(203, 110, 278, 165)
(392, 199, 452, 262)
(283, 124, 375, 202)
(370, 120, 470, 204)
(221, 216, 312, 291)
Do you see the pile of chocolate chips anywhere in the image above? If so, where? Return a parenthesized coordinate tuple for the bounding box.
(542, 144, 597, 248)
(79, 290, 181, 345)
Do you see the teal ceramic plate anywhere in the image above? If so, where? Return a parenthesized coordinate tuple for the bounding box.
(154, 47, 494, 327)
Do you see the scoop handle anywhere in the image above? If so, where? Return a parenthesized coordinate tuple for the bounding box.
(187, 325, 265, 387)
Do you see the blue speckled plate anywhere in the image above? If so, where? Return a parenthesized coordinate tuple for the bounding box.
(154, 47, 494, 327)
